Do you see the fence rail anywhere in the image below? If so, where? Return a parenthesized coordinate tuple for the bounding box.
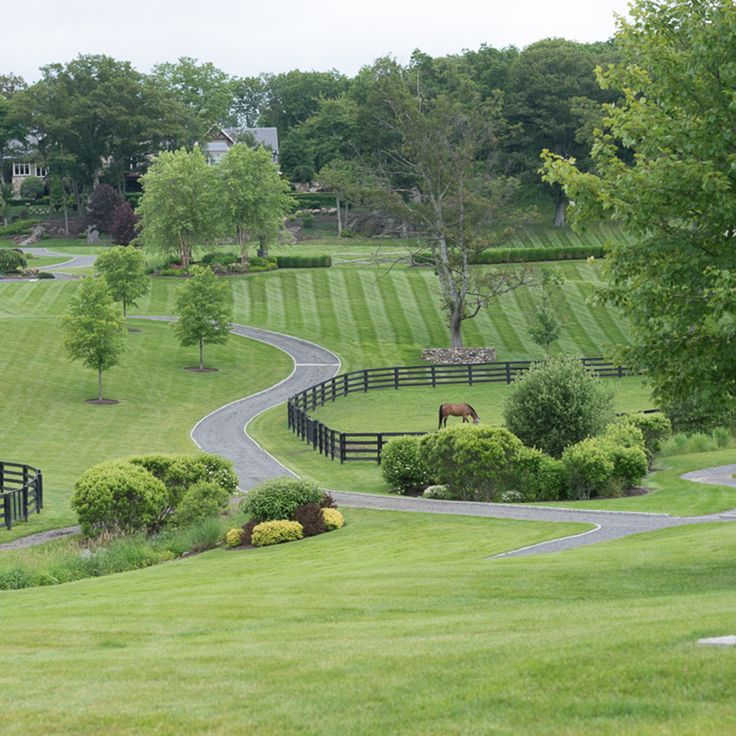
(0, 462, 43, 530)
(287, 358, 637, 464)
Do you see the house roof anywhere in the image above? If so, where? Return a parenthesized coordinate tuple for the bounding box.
(221, 127, 279, 154)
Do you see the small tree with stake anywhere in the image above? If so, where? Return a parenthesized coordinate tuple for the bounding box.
(94, 246, 150, 321)
(173, 266, 232, 371)
(63, 278, 125, 403)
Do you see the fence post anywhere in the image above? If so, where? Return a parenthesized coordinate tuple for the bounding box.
(468, 363, 473, 386)
(394, 367, 399, 389)
(330, 429, 336, 460)
(377, 434, 383, 464)
(0, 461, 4, 493)
(4, 494, 11, 530)
(431, 364, 436, 388)
(506, 362, 512, 384)
(332, 377, 337, 402)
(618, 365, 623, 378)
(36, 470, 43, 511)
(344, 374, 349, 397)
(339, 433, 346, 463)
(363, 370, 369, 392)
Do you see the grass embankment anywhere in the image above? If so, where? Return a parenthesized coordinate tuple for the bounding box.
(0, 282, 291, 538)
(1, 509, 735, 734)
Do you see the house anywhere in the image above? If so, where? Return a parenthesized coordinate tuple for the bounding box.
(5, 136, 47, 196)
(206, 127, 279, 165)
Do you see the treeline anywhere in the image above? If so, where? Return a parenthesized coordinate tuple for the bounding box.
(0, 38, 618, 214)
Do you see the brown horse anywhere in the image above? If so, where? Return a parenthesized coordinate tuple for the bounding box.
(438, 403, 480, 429)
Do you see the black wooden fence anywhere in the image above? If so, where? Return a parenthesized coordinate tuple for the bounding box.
(287, 358, 635, 464)
(0, 462, 43, 530)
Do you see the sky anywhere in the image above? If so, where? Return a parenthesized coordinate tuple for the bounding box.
(5, 0, 632, 82)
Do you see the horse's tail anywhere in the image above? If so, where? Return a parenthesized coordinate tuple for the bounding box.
(438, 404, 444, 430)
(466, 403, 479, 420)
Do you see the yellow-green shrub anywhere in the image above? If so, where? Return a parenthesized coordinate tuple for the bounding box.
(251, 520, 304, 547)
(225, 528, 245, 547)
(322, 508, 344, 530)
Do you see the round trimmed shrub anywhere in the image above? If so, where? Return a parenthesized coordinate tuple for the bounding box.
(71, 461, 167, 536)
(419, 425, 523, 501)
(251, 520, 304, 547)
(225, 528, 245, 547)
(294, 502, 326, 537)
(381, 435, 433, 494)
(168, 481, 232, 527)
(241, 477, 323, 522)
(503, 357, 614, 458)
(513, 446, 565, 502)
(561, 438, 615, 500)
(19, 176, 45, 201)
(322, 508, 344, 530)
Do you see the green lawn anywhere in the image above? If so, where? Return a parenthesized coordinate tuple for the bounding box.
(1, 509, 735, 734)
(309, 375, 654, 432)
(0, 283, 291, 538)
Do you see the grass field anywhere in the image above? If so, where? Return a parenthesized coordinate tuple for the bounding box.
(0, 284, 291, 537)
(1, 509, 735, 735)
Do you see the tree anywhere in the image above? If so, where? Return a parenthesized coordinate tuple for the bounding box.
(317, 158, 365, 235)
(368, 67, 533, 348)
(94, 246, 150, 320)
(62, 278, 125, 402)
(110, 201, 138, 245)
(137, 147, 221, 267)
(542, 0, 736, 428)
(528, 270, 564, 354)
(173, 266, 232, 370)
(218, 144, 293, 267)
(88, 183, 123, 232)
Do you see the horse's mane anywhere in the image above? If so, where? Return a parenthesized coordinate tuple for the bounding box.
(465, 403, 478, 418)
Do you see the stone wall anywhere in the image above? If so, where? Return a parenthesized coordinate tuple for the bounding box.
(421, 348, 497, 365)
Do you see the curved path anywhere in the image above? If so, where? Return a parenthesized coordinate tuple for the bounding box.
(137, 317, 736, 557)
(30, 246, 97, 274)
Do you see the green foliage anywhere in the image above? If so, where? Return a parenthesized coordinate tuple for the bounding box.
(275, 255, 332, 269)
(561, 438, 615, 500)
(321, 508, 344, 531)
(138, 147, 222, 267)
(623, 412, 672, 465)
(61, 277, 126, 401)
(251, 520, 304, 547)
(241, 477, 323, 522)
(225, 528, 245, 547)
(542, 0, 736, 428)
(419, 425, 523, 501)
(381, 435, 433, 494)
(0, 218, 38, 236)
(473, 245, 605, 264)
(167, 481, 231, 527)
(513, 446, 565, 502)
(94, 246, 150, 318)
(0, 248, 27, 273)
(422, 484, 455, 500)
(503, 357, 614, 458)
(173, 265, 232, 369)
(37, 271, 55, 280)
(71, 461, 168, 536)
(292, 192, 336, 209)
(19, 176, 45, 200)
(528, 270, 563, 353)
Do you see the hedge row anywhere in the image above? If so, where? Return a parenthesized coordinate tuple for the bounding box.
(276, 255, 332, 269)
(292, 192, 336, 209)
(412, 244, 606, 266)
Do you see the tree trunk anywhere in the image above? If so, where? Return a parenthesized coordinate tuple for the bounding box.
(199, 337, 204, 370)
(238, 227, 249, 269)
(450, 305, 464, 349)
(553, 198, 567, 228)
(335, 193, 342, 236)
(62, 196, 69, 235)
(98, 367, 103, 402)
(123, 298, 127, 320)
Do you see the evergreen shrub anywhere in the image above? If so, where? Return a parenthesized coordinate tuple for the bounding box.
(241, 477, 323, 522)
(251, 520, 304, 546)
(381, 435, 433, 494)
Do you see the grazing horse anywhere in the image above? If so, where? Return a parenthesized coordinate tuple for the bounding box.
(438, 403, 480, 429)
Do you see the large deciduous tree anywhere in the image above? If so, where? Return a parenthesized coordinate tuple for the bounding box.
(542, 0, 736, 428)
(137, 147, 221, 268)
(94, 246, 150, 320)
(173, 266, 232, 371)
(218, 144, 293, 267)
(63, 278, 126, 403)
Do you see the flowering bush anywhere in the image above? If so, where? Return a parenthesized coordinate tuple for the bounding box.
(322, 508, 344, 531)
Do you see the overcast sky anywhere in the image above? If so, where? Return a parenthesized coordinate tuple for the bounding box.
(6, 0, 632, 82)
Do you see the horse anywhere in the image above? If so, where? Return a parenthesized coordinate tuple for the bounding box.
(438, 403, 480, 429)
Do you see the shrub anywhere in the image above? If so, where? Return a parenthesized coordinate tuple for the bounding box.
(19, 176, 45, 201)
(37, 271, 55, 279)
(251, 520, 304, 546)
(503, 357, 614, 458)
(320, 492, 337, 509)
(419, 425, 523, 501)
(422, 484, 455, 500)
(201, 251, 239, 266)
(294, 503, 326, 536)
(225, 528, 245, 547)
(169, 481, 232, 527)
(606, 444, 648, 494)
(322, 508, 344, 530)
(88, 183, 124, 233)
(0, 249, 27, 274)
(0, 219, 38, 237)
(110, 202, 139, 245)
(247, 255, 278, 271)
(623, 412, 672, 466)
(512, 446, 565, 502)
(381, 435, 433, 494)
(561, 438, 615, 500)
(241, 477, 323, 522)
(473, 244, 606, 264)
(71, 461, 168, 536)
(275, 255, 332, 269)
